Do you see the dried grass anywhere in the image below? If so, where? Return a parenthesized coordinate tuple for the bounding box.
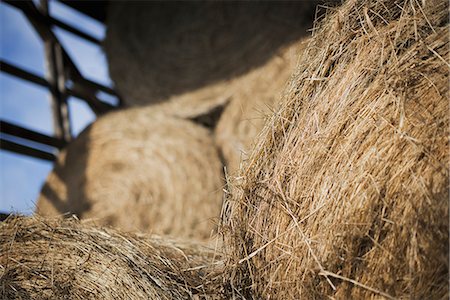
(0, 216, 223, 299)
(150, 36, 309, 176)
(105, 2, 322, 174)
(221, 0, 449, 298)
(36, 108, 224, 241)
(105, 1, 316, 107)
(214, 41, 306, 175)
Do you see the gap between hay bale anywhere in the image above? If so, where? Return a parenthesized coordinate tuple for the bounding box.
(0, 216, 224, 299)
(221, 0, 449, 298)
(151, 39, 308, 176)
(105, 2, 325, 175)
(36, 107, 224, 241)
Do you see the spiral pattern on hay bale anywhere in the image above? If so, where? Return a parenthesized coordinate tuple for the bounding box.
(36, 107, 224, 241)
(0, 216, 223, 299)
(221, 0, 449, 298)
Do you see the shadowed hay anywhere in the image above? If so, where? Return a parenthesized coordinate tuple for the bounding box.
(36, 107, 223, 241)
(221, 0, 449, 298)
(151, 37, 309, 176)
(0, 216, 223, 299)
(105, 1, 316, 107)
(214, 41, 306, 175)
(105, 2, 319, 174)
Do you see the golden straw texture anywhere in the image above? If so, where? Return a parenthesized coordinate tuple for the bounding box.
(105, 2, 320, 174)
(222, 0, 449, 298)
(152, 39, 308, 176)
(36, 107, 224, 241)
(214, 41, 305, 175)
(0, 216, 223, 299)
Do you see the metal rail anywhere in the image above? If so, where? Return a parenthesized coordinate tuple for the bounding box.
(1, 121, 66, 149)
(0, 139, 56, 161)
(0, 0, 122, 161)
(0, 60, 50, 88)
(1, 59, 117, 114)
(49, 15, 102, 45)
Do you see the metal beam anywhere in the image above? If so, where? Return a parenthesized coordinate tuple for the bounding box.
(82, 77, 116, 96)
(0, 60, 114, 118)
(40, 0, 72, 143)
(58, 0, 108, 23)
(0, 60, 49, 88)
(4, 0, 121, 114)
(0, 139, 56, 161)
(49, 16, 101, 45)
(0, 1, 124, 162)
(0, 120, 66, 149)
(68, 83, 115, 115)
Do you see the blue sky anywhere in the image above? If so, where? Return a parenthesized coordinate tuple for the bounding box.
(0, 1, 112, 214)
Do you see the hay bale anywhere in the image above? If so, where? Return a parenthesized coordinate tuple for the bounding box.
(36, 107, 223, 241)
(221, 0, 449, 298)
(105, 1, 316, 107)
(214, 41, 305, 174)
(153, 40, 305, 176)
(151, 39, 308, 175)
(0, 216, 223, 299)
(105, 2, 320, 173)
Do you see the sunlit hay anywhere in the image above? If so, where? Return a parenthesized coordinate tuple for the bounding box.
(221, 0, 449, 298)
(0, 216, 224, 299)
(36, 107, 223, 241)
(105, 1, 316, 107)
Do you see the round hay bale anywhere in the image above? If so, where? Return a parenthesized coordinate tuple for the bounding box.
(153, 39, 305, 176)
(105, 1, 317, 106)
(0, 216, 223, 299)
(36, 107, 224, 241)
(221, 0, 449, 298)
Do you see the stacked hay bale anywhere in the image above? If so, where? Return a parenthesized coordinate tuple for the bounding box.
(105, 1, 316, 106)
(0, 216, 223, 299)
(36, 107, 223, 241)
(221, 0, 449, 298)
(213, 42, 304, 174)
(4, 1, 447, 299)
(152, 40, 306, 174)
(105, 2, 317, 174)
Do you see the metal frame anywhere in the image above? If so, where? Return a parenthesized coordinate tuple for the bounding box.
(0, 0, 122, 161)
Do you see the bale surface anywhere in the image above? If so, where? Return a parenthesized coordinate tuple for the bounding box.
(36, 108, 223, 241)
(0, 216, 223, 299)
(222, 0, 449, 298)
(214, 41, 305, 175)
(105, 1, 316, 106)
(153, 40, 306, 176)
